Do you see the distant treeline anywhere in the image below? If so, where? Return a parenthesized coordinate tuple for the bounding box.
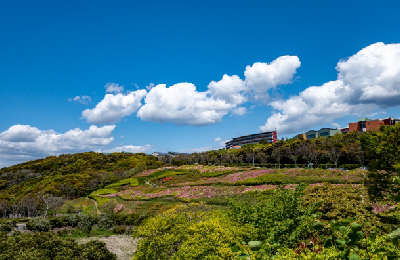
(169, 123, 400, 173)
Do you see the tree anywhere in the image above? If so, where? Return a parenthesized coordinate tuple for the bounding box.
(271, 143, 284, 169)
(285, 147, 301, 167)
(299, 142, 317, 166)
(40, 194, 63, 217)
(245, 151, 253, 166)
(19, 196, 39, 217)
(0, 201, 7, 218)
(255, 151, 268, 167)
(347, 142, 366, 166)
(326, 146, 341, 168)
(360, 124, 400, 200)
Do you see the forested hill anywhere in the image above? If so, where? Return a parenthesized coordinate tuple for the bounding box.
(0, 152, 163, 201)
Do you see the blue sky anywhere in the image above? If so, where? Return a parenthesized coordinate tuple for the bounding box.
(1, 0, 400, 167)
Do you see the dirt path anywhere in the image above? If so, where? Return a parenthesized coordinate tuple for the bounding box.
(75, 235, 139, 260)
(89, 198, 101, 214)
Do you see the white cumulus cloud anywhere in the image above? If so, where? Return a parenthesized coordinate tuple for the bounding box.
(85, 56, 300, 127)
(82, 89, 147, 125)
(0, 124, 116, 166)
(244, 56, 301, 103)
(68, 95, 91, 105)
(102, 144, 153, 153)
(137, 83, 235, 126)
(105, 83, 124, 94)
(260, 42, 400, 135)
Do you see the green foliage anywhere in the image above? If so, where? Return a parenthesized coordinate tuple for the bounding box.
(97, 214, 114, 229)
(150, 170, 190, 180)
(88, 188, 117, 206)
(77, 215, 96, 234)
(26, 217, 51, 232)
(133, 204, 252, 259)
(309, 221, 400, 259)
(0, 219, 14, 231)
(48, 216, 69, 228)
(112, 225, 126, 234)
(0, 231, 116, 259)
(227, 183, 319, 249)
(105, 177, 139, 189)
(0, 152, 161, 202)
(302, 183, 393, 231)
(200, 170, 233, 177)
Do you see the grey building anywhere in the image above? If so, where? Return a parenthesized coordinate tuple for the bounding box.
(305, 130, 318, 139)
(317, 128, 340, 138)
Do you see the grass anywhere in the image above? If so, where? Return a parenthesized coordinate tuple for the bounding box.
(59, 197, 96, 214)
(149, 170, 191, 179)
(105, 178, 139, 189)
(61, 228, 116, 238)
(88, 188, 118, 206)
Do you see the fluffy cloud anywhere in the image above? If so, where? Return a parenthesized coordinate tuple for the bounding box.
(135, 57, 299, 126)
(82, 89, 147, 125)
(137, 83, 236, 126)
(85, 57, 299, 126)
(68, 95, 91, 105)
(105, 83, 124, 94)
(207, 74, 246, 105)
(260, 42, 400, 134)
(214, 137, 230, 147)
(244, 56, 301, 103)
(102, 144, 152, 153)
(0, 125, 116, 165)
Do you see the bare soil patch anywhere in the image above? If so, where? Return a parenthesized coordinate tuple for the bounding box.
(75, 235, 139, 260)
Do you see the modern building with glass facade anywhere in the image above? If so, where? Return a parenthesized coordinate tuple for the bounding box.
(225, 131, 277, 149)
(349, 117, 399, 132)
(305, 128, 341, 139)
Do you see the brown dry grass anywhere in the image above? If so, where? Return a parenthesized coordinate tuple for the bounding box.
(75, 235, 139, 260)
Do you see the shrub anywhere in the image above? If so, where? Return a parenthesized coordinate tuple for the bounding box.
(112, 225, 126, 234)
(276, 235, 400, 259)
(67, 214, 81, 227)
(227, 183, 319, 249)
(26, 217, 51, 232)
(0, 231, 116, 259)
(133, 203, 252, 259)
(111, 212, 151, 226)
(302, 183, 393, 231)
(80, 240, 117, 259)
(0, 219, 14, 232)
(49, 216, 68, 228)
(97, 214, 114, 229)
(77, 215, 96, 234)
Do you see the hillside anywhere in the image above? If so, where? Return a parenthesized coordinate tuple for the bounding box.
(1, 124, 400, 259)
(0, 152, 162, 202)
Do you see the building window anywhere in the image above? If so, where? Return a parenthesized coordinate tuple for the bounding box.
(319, 132, 329, 136)
(307, 135, 315, 139)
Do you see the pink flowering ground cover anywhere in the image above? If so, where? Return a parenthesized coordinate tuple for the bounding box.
(173, 169, 274, 186)
(105, 184, 298, 200)
(174, 168, 366, 186)
(135, 168, 162, 177)
(102, 183, 364, 200)
(176, 164, 244, 173)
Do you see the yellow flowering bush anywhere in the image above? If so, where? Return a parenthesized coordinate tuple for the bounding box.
(132, 203, 253, 259)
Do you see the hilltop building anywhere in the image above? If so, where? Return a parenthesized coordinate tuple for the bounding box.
(349, 116, 399, 132)
(225, 131, 277, 149)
